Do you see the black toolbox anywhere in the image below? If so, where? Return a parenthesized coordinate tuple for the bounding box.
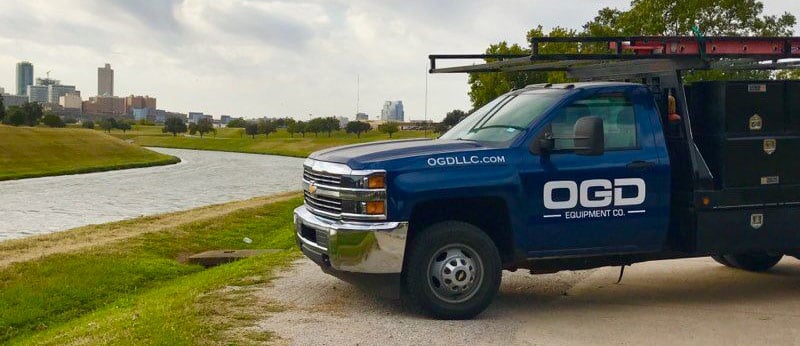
(688, 81, 800, 189)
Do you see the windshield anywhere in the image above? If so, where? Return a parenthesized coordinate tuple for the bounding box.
(440, 89, 567, 144)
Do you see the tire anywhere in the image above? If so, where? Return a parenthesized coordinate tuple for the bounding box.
(401, 221, 502, 320)
(711, 255, 734, 267)
(722, 253, 783, 272)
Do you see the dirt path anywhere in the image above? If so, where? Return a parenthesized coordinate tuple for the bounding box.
(255, 257, 800, 345)
(0, 192, 299, 269)
(254, 259, 592, 346)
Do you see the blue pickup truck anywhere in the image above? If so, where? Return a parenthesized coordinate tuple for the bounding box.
(295, 36, 800, 319)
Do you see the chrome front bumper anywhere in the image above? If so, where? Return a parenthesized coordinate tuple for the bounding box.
(294, 205, 408, 274)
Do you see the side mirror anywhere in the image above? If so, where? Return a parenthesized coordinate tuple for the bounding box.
(538, 137, 555, 152)
(573, 116, 604, 156)
(530, 125, 554, 155)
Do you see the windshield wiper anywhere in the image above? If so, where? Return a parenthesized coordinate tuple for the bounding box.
(468, 125, 527, 133)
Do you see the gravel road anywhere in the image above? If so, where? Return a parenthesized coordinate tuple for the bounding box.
(256, 256, 800, 345)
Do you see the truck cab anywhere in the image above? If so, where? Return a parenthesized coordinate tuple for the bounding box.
(295, 36, 800, 319)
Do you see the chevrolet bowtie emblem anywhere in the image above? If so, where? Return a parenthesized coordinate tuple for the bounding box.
(308, 182, 317, 194)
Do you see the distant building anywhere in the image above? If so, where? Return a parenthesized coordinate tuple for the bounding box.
(83, 96, 125, 116)
(125, 95, 156, 113)
(26, 85, 48, 103)
(59, 91, 82, 109)
(16, 61, 33, 96)
(132, 108, 149, 121)
(36, 77, 59, 86)
(401, 120, 434, 131)
(188, 112, 205, 124)
(2, 93, 28, 108)
(220, 115, 232, 125)
(356, 112, 368, 121)
(98, 63, 114, 96)
(380, 101, 404, 122)
(337, 116, 349, 128)
(154, 109, 167, 123)
(48, 84, 77, 104)
(164, 111, 187, 122)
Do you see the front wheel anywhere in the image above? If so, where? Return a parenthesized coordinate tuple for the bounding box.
(721, 253, 783, 272)
(401, 221, 501, 320)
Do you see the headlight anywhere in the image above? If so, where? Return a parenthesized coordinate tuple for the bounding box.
(366, 175, 385, 189)
(342, 173, 386, 189)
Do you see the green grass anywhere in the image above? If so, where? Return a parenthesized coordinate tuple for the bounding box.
(111, 125, 436, 158)
(0, 194, 303, 345)
(0, 125, 180, 181)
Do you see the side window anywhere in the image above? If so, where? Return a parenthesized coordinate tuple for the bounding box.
(550, 93, 638, 151)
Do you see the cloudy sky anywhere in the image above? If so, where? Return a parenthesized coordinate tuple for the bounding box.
(0, 1, 798, 121)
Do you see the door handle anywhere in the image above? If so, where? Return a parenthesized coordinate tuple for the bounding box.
(627, 160, 655, 170)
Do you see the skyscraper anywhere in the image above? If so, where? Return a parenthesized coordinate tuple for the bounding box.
(380, 101, 405, 122)
(98, 63, 114, 96)
(16, 61, 33, 96)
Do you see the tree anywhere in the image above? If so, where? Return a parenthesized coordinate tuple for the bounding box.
(285, 118, 298, 137)
(21, 102, 43, 126)
(295, 121, 307, 137)
(245, 122, 259, 139)
(63, 117, 78, 124)
(162, 117, 187, 136)
(41, 112, 65, 128)
(99, 117, 117, 133)
(116, 120, 132, 133)
(583, 0, 795, 37)
(321, 117, 340, 137)
(378, 122, 399, 138)
(468, 26, 577, 109)
(582, 0, 796, 82)
(196, 117, 215, 138)
(345, 121, 371, 138)
(257, 118, 277, 137)
(0, 94, 5, 122)
(3, 106, 25, 126)
(307, 118, 324, 137)
(468, 1, 797, 108)
(82, 120, 95, 129)
(227, 118, 248, 128)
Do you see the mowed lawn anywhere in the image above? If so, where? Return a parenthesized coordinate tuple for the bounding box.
(0, 193, 303, 345)
(0, 125, 179, 181)
(112, 125, 437, 158)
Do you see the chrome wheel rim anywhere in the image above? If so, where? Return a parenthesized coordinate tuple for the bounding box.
(427, 243, 483, 304)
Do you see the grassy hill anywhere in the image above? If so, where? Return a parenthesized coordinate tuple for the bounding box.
(111, 125, 437, 158)
(0, 125, 179, 181)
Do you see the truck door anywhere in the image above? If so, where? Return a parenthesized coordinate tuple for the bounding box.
(521, 88, 670, 256)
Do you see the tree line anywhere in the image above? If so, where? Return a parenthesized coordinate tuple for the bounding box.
(468, 0, 798, 109)
(0, 98, 70, 128)
(225, 116, 400, 138)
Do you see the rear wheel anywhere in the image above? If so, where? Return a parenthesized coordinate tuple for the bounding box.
(401, 221, 501, 320)
(711, 255, 734, 267)
(721, 253, 783, 272)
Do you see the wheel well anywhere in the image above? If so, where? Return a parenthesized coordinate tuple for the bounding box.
(408, 197, 515, 263)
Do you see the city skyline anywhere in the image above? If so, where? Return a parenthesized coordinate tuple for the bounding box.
(0, 1, 798, 121)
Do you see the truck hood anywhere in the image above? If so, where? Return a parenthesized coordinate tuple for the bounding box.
(308, 138, 488, 167)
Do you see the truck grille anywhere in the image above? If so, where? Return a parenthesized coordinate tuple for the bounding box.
(303, 167, 341, 186)
(304, 191, 342, 215)
(303, 166, 343, 217)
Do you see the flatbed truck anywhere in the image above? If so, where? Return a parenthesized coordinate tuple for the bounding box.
(294, 36, 800, 319)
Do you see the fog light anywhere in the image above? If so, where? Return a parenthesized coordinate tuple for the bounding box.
(366, 201, 385, 214)
(367, 175, 385, 189)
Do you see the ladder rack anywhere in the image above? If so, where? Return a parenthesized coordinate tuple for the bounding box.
(429, 36, 800, 79)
